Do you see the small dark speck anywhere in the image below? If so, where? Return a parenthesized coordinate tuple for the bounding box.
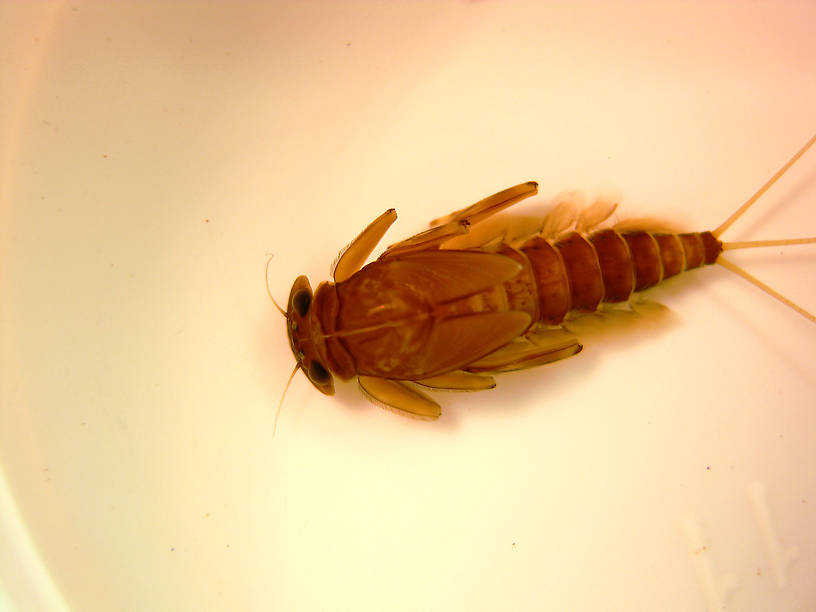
(345, 41, 351, 47)
(170, 547, 175, 552)
(205, 513, 210, 518)
(204, 218, 210, 223)
(102, 153, 108, 159)
(706, 465, 711, 471)
(511, 542, 516, 547)
(80, 421, 86, 426)
(757, 567, 761, 576)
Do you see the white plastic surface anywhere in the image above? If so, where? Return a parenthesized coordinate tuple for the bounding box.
(2, 2, 815, 611)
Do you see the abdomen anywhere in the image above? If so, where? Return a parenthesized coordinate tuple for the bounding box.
(520, 229, 723, 325)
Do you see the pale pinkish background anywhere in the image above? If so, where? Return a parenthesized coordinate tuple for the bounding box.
(2, 2, 815, 611)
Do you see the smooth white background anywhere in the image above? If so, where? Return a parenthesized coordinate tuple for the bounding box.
(2, 2, 815, 611)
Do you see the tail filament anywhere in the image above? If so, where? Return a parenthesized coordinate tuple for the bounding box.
(712, 133, 816, 324)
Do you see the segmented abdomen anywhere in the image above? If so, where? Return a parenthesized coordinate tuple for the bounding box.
(520, 229, 723, 325)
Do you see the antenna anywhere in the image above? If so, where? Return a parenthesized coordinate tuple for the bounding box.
(273, 363, 301, 437)
(265, 255, 287, 316)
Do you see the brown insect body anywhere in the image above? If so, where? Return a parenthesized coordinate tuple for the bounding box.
(285, 188, 728, 418)
(282, 136, 815, 419)
(318, 227, 722, 379)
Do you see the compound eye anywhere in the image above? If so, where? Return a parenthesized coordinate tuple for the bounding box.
(292, 290, 311, 317)
(309, 361, 330, 384)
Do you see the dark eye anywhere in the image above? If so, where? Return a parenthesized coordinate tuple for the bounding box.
(292, 290, 311, 316)
(309, 361, 330, 384)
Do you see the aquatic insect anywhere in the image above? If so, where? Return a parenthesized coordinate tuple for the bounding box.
(273, 135, 816, 420)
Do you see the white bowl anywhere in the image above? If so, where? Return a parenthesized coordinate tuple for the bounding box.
(2, 2, 815, 610)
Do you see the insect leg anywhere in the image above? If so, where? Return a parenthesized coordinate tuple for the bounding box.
(357, 376, 442, 419)
(379, 219, 470, 258)
(333, 208, 397, 282)
(464, 328, 581, 374)
(415, 371, 496, 391)
(381, 182, 539, 257)
(429, 181, 539, 227)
